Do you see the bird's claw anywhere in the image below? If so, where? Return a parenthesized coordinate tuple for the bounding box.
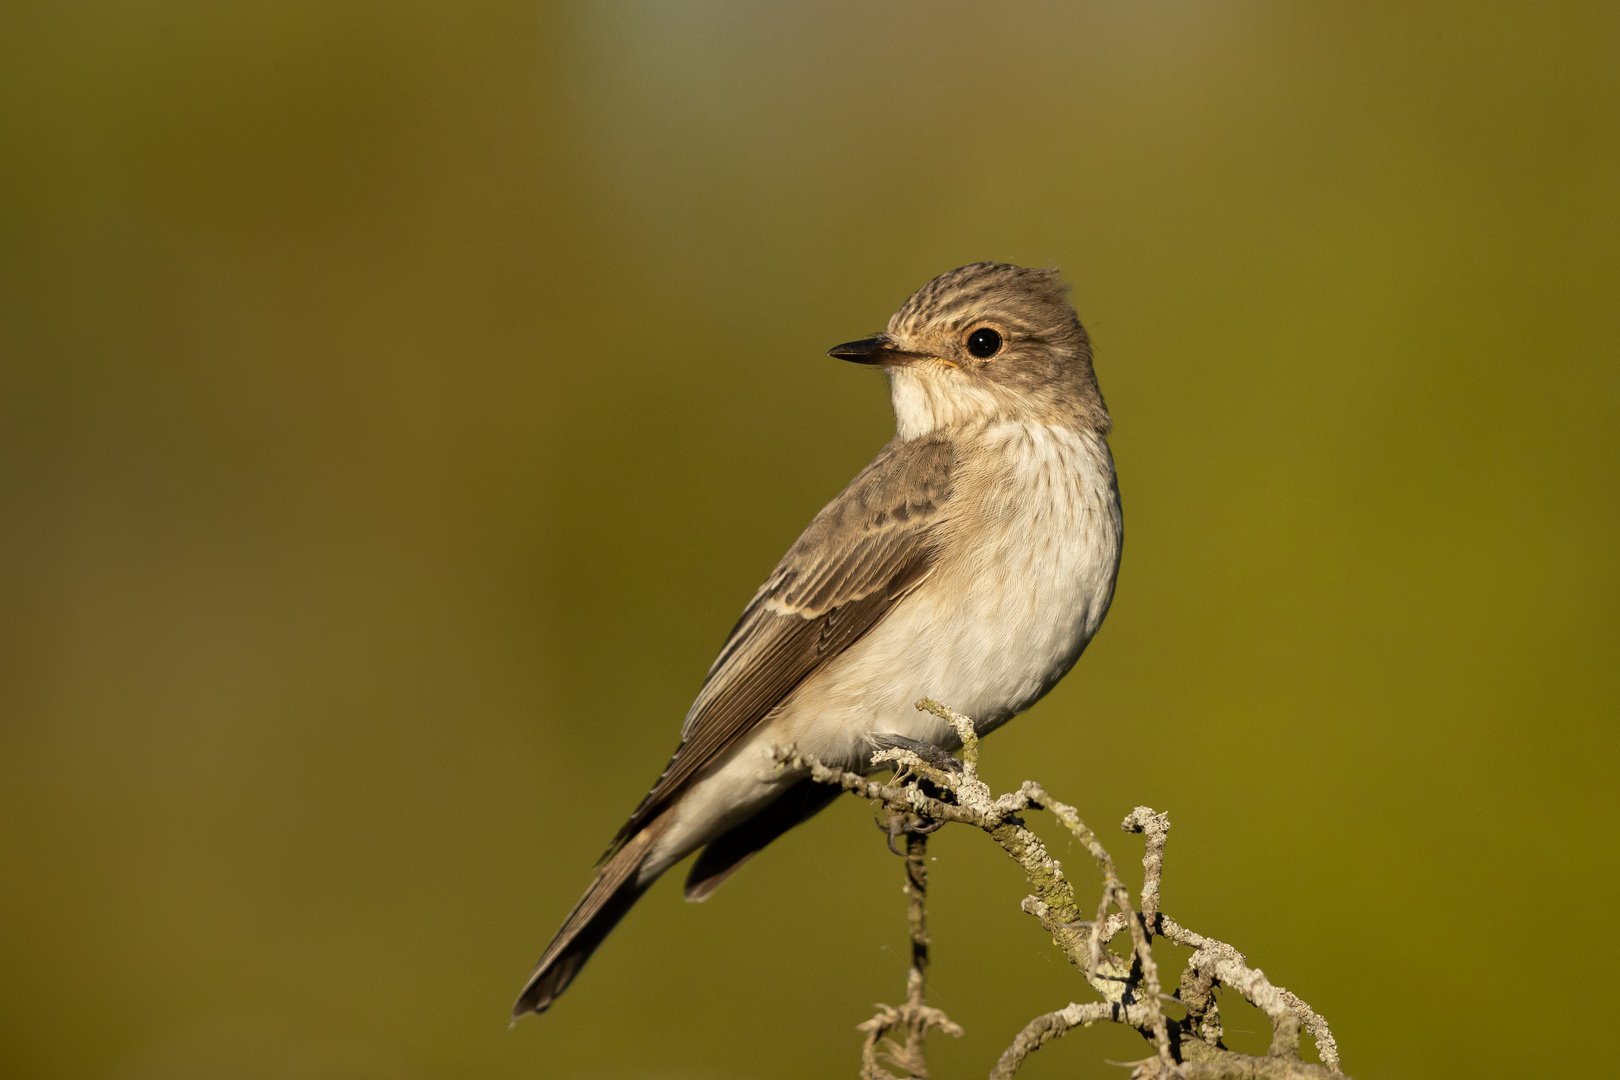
(875, 808, 945, 855)
(869, 733, 966, 775)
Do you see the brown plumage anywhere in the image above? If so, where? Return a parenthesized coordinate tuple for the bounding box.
(512, 808, 674, 1016)
(513, 437, 952, 1015)
(512, 262, 1121, 1018)
(616, 432, 954, 843)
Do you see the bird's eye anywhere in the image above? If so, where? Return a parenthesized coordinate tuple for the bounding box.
(966, 327, 1003, 359)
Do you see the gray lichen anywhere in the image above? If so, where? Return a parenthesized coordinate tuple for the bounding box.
(770, 698, 1346, 1080)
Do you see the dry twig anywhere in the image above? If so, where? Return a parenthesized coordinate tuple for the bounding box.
(856, 814, 963, 1079)
(770, 698, 1346, 1080)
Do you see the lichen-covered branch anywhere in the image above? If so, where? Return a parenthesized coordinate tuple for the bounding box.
(770, 698, 1346, 1080)
(854, 814, 964, 1080)
(990, 1002, 1115, 1079)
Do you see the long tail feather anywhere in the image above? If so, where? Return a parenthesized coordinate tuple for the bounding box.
(512, 811, 672, 1016)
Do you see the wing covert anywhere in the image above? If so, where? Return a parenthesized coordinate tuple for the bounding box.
(614, 434, 955, 842)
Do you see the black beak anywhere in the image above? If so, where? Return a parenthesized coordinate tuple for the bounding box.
(827, 335, 909, 365)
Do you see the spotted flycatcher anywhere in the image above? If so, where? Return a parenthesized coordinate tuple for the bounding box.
(514, 262, 1122, 1015)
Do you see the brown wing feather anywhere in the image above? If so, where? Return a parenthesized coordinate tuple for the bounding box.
(610, 433, 955, 846)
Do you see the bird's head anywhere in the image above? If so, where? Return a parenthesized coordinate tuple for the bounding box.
(828, 262, 1110, 439)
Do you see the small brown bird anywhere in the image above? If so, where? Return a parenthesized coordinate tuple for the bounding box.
(514, 262, 1122, 1016)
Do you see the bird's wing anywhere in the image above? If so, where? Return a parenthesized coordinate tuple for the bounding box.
(612, 433, 956, 844)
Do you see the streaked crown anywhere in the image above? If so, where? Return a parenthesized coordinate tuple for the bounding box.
(878, 262, 1110, 436)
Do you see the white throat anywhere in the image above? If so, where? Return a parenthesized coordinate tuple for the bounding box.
(888, 365, 1014, 440)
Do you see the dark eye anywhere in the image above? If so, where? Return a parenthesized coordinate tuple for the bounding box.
(966, 327, 1003, 359)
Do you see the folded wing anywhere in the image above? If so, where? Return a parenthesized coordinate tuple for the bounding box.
(613, 432, 957, 846)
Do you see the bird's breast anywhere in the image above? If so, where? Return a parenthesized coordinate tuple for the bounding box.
(938, 422, 1122, 707)
(781, 422, 1122, 763)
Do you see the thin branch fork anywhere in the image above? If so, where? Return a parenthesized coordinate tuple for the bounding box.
(770, 698, 1345, 1080)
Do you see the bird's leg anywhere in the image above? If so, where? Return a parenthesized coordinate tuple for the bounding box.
(869, 732, 966, 776)
(868, 733, 959, 861)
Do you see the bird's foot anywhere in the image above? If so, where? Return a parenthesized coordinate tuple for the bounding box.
(869, 733, 965, 775)
(868, 734, 960, 853)
(875, 808, 945, 855)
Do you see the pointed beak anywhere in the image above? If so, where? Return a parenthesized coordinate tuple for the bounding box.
(827, 335, 917, 366)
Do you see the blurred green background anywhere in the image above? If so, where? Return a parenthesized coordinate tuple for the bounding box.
(2, 2, 1616, 1078)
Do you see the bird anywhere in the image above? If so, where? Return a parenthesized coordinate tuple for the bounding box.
(513, 261, 1123, 1017)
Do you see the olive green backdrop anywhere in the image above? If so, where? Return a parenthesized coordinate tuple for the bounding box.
(2, 3, 1616, 1078)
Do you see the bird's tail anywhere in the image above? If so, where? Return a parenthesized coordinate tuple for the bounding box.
(511, 809, 674, 1017)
